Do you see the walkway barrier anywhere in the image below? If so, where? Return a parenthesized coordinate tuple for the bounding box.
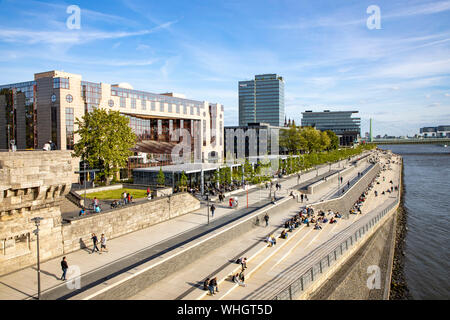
(272, 196, 400, 300)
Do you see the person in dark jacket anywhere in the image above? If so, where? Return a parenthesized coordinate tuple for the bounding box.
(60, 257, 68, 280)
(91, 233, 100, 254)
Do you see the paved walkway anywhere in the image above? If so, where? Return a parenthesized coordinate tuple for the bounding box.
(197, 151, 400, 301)
(128, 158, 378, 300)
(0, 153, 369, 300)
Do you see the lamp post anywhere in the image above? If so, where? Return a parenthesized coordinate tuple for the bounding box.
(31, 217, 44, 300)
(206, 195, 210, 225)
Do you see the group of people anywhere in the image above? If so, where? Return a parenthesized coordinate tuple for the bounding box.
(203, 277, 219, 295)
(59, 232, 108, 281)
(42, 140, 56, 151)
(122, 191, 133, 205)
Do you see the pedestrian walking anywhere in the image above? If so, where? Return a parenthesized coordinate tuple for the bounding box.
(91, 233, 100, 254)
(146, 187, 150, 197)
(241, 257, 247, 270)
(264, 213, 269, 227)
(123, 192, 127, 205)
(60, 257, 68, 280)
(100, 233, 108, 253)
(210, 204, 216, 218)
(301, 194, 304, 202)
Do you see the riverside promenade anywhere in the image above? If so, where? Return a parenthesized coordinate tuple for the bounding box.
(128, 152, 395, 300)
(0, 153, 370, 300)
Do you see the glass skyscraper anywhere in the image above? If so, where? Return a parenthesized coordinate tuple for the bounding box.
(239, 74, 285, 127)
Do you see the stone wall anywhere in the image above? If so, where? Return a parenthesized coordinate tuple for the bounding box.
(61, 192, 199, 254)
(0, 151, 73, 275)
(0, 151, 199, 276)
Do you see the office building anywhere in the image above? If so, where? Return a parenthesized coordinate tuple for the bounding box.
(301, 110, 361, 146)
(0, 71, 224, 163)
(419, 125, 450, 138)
(224, 122, 288, 160)
(239, 74, 284, 127)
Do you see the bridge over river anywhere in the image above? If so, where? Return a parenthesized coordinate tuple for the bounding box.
(372, 138, 450, 145)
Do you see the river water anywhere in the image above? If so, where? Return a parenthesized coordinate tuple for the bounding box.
(378, 144, 450, 300)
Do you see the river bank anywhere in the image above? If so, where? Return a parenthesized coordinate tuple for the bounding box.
(389, 160, 412, 300)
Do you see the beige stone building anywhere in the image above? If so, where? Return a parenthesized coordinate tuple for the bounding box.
(0, 71, 225, 164)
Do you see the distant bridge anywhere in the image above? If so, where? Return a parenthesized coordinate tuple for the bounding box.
(372, 138, 450, 145)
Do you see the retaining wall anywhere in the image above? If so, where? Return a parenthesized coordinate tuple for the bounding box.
(61, 192, 199, 254)
(310, 163, 381, 216)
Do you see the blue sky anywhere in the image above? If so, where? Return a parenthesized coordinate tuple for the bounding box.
(0, 0, 449, 136)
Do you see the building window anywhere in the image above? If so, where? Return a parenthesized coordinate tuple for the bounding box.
(53, 78, 69, 89)
(65, 107, 74, 150)
(131, 98, 136, 109)
(120, 97, 126, 108)
(168, 103, 172, 113)
(108, 99, 114, 107)
(51, 106, 58, 147)
(183, 105, 187, 114)
(66, 94, 73, 103)
(151, 101, 156, 111)
(141, 99, 146, 110)
(203, 120, 207, 146)
(160, 103, 164, 112)
(176, 104, 180, 113)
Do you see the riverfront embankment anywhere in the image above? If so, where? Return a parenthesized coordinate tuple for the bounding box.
(309, 149, 403, 300)
(389, 161, 411, 300)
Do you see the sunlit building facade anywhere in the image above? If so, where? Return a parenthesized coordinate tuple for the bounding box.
(0, 71, 224, 163)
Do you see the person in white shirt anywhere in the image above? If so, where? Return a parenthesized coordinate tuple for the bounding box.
(100, 234, 108, 253)
(43, 141, 51, 151)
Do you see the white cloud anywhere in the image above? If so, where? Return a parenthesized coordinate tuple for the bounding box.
(0, 21, 177, 45)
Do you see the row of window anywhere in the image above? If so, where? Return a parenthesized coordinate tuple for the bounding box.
(111, 87, 203, 108)
(53, 78, 70, 89)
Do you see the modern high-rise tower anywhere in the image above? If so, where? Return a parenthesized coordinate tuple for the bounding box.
(238, 74, 285, 127)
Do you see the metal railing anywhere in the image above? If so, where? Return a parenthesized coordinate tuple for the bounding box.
(272, 192, 400, 300)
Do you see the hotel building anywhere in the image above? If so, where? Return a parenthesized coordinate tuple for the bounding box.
(0, 71, 224, 163)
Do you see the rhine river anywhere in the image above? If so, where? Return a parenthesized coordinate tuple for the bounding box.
(379, 144, 450, 300)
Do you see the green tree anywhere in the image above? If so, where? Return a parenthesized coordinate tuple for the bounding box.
(157, 167, 166, 186)
(280, 125, 306, 153)
(325, 130, 339, 150)
(73, 109, 136, 183)
(319, 131, 331, 151)
(179, 171, 188, 191)
(300, 127, 322, 153)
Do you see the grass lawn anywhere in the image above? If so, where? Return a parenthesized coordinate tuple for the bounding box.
(84, 188, 148, 200)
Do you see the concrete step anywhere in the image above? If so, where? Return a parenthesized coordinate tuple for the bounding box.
(193, 221, 310, 300)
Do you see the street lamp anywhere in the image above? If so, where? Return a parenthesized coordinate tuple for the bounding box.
(31, 217, 44, 300)
(206, 195, 210, 225)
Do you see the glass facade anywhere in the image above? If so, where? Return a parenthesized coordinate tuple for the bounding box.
(0, 81, 37, 149)
(53, 77, 69, 89)
(65, 107, 74, 150)
(301, 111, 361, 134)
(81, 81, 101, 112)
(301, 111, 361, 145)
(239, 74, 284, 127)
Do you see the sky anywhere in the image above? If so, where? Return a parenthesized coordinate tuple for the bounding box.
(0, 0, 449, 137)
